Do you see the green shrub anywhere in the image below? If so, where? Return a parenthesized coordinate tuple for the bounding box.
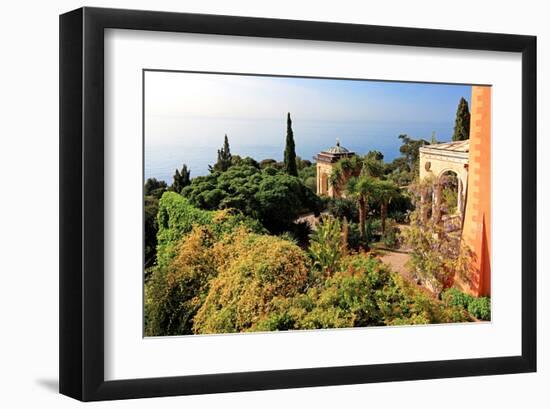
(442, 288, 472, 308)
(382, 219, 400, 249)
(442, 288, 491, 321)
(298, 164, 317, 193)
(145, 226, 218, 336)
(144, 195, 160, 273)
(327, 197, 359, 223)
(387, 193, 413, 220)
(192, 229, 311, 334)
(467, 297, 491, 321)
(255, 254, 471, 330)
(346, 222, 362, 250)
(389, 210, 408, 224)
(285, 221, 312, 248)
(309, 215, 343, 274)
(181, 165, 322, 233)
(365, 218, 381, 242)
(403, 204, 472, 295)
(147, 193, 478, 336)
(155, 192, 265, 269)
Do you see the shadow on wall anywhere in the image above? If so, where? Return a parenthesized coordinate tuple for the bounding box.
(480, 216, 491, 296)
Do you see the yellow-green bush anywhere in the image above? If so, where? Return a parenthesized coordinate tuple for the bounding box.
(146, 195, 471, 337)
(155, 192, 265, 269)
(146, 192, 265, 336)
(145, 226, 218, 336)
(192, 228, 310, 334)
(254, 254, 470, 331)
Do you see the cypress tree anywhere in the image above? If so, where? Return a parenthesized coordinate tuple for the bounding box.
(452, 97, 471, 141)
(283, 112, 298, 176)
(210, 134, 232, 172)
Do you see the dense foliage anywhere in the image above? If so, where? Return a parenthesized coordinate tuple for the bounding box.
(144, 178, 168, 270)
(210, 134, 233, 172)
(143, 109, 483, 337)
(145, 226, 218, 335)
(298, 163, 317, 192)
(155, 192, 265, 269)
(309, 215, 343, 274)
(181, 164, 321, 232)
(144, 178, 168, 198)
(327, 197, 359, 223)
(381, 219, 400, 249)
(255, 254, 470, 331)
(442, 288, 491, 321)
(392, 134, 430, 179)
(145, 193, 266, 335)
(193, 228, 311, 334)
(403, 179, 473, 295)
(170, 164, 191, 193)
(145, 194, 472, 336)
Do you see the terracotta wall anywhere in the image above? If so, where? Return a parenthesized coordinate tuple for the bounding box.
(461, 86, 492, 296)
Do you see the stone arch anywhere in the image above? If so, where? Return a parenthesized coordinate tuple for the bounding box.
(419, 141, 469, 224)
(437, 169, 461, 218)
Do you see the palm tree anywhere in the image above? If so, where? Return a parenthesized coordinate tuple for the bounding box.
(375, 180, 401, 235)
(345, 174, 377, 243)
(329, 155, 362, 196)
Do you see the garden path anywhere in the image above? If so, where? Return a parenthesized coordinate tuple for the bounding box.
(377, 248, 413, 281)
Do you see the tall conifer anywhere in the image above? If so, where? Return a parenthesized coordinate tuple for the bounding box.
(283, 113, 298, 176)
(452, 97, 471, 141)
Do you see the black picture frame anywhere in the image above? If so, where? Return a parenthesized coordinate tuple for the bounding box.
(60, 7, 537, 401)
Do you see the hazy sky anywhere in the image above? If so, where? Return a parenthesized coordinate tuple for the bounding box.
(144, 71, 472, 180)
(145, 71, 471, 145)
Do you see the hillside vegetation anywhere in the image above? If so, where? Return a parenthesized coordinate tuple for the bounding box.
(144, 192, 470, 336)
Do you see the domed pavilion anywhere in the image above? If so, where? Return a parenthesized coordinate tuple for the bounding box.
(315, 139, 355, 197)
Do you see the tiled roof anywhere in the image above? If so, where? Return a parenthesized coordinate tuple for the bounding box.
(322, 139, 354, 155)
(423, 140, 469, 153)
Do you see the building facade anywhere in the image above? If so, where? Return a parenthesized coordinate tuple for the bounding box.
(315, 140, 355, 197)
(418, 85, 491, 297)
(419, 140, 469, 222)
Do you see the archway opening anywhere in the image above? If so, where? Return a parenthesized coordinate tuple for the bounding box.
(320, 172, 329, 196)
(440, 170, 459, 216)
(438, 170, 463, 233)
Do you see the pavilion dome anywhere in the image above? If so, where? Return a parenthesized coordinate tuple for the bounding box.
(325, 139, 351, 154)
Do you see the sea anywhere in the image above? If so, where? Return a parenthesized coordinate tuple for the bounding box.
(144, 117, 454, 184)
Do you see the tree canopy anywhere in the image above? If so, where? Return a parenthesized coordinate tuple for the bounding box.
(210, 134, 233, 172)
(170, 164, 191, 194)
(144, 177, 168, 198)
(181, 164, 321, 232)
(397, 134, 430, 173)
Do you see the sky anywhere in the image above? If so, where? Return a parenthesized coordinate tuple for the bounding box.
(144, 71, 472, 181)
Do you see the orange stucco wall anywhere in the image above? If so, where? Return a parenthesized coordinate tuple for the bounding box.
(461, 86, 491, 296)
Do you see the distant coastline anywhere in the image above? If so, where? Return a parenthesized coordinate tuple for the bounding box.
(145, 118, 454, 182)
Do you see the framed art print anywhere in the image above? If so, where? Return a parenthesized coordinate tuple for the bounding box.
(59, 7, 537, 401)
